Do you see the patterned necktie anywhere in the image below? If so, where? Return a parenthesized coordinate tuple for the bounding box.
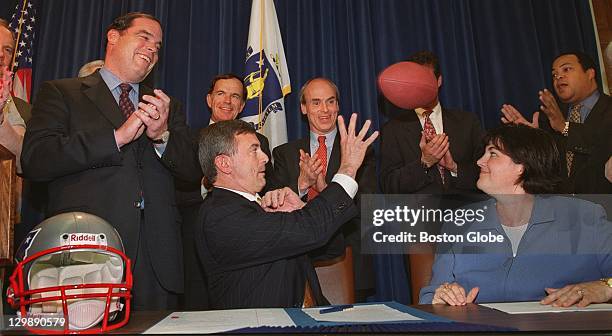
(307, 135, 328, 200)
(119, 83, 135, 119)
(423, 110, 446, 184)
(565, 104, 582, 176)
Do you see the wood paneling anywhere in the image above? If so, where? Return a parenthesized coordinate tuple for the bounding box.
(0, 144, 17, 264)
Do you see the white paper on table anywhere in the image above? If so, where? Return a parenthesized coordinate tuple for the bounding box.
(481, 301, 612, 314)
(143, 309, 295, 334)
(303, 304, 423, 323)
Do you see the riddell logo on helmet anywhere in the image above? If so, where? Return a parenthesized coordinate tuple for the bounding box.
(71, 234, 97, 242)
(61, 233, 108, 246)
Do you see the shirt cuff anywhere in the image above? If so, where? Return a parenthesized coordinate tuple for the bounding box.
(450, 170, 458, 177)
(332, 173, 358, 198)
(298, 188, 308, 199)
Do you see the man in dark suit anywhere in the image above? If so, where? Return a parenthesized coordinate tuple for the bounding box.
(379, 51, 484, 300)
(380, 51, 483, 195)
(501, 51, 612, 194)
(196, 115, 377, 308)
(177, 73, 274, 310)
(21, 12, 201, 310)
(272, 77, 377, 301)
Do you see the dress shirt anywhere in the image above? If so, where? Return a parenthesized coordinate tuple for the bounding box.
(415, 102, 444, 134)
(415, 102, 457, 177)
(572, 90, 600, 122)
(309, 128, 337, 162)
(99, 67, 167, 156)
(2, 99, 26, 127)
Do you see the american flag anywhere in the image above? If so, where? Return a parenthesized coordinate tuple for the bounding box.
(8, 0, 36, 103)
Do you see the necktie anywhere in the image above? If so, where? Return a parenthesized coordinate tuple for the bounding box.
(422, 110, 446, 184)
(119, 83, 135, 119)
(565, 104, 582, 176)
(307, 136, 328, 200)
(255, 194, 262, 206)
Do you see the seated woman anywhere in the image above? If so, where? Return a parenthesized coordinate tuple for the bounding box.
(419, 124, 612, 307)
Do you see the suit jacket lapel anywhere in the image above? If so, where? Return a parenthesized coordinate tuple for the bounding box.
(327, 134, 341, 183)
(442, 109, 459, 154)
(82, 72, 124, 129)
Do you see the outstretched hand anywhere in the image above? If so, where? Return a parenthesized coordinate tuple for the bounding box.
(336, 113, 378, 179)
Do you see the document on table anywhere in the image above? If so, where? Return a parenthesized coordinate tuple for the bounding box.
(481, 301, 612, 314)
(303, 304, 423, 323)
(144, 309, 295, 334)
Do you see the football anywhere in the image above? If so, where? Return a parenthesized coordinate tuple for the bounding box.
(377, 61, 438, 109)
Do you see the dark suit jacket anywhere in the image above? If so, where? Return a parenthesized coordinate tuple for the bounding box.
(21, 72, 201, 293)
(548, 93, 612, 194)
(271, 134, 377, 291)
(380, 108, 484, 194)
(196, 183, 357, 309)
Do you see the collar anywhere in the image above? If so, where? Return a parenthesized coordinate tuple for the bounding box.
(99, 67, 138, 93)
(574, 90, 600, 112)
(309, 128, 337, 144)
(214, 186, 260, 202)
(415, 102, 442, 118)
(475, 196, 555, 231)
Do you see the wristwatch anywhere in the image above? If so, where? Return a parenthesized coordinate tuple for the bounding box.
(562, 122, 570, 137)
(601, 278, 612, 288)
(152, 130, 170, 144)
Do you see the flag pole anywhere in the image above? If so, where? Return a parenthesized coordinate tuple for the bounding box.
(10, 0, 28, 73)
(257, 0, 265, 131)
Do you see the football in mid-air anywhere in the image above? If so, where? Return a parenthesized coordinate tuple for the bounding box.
(377, 61, 438, 109)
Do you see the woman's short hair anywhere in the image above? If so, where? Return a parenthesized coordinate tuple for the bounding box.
(483, 124, 562, 194)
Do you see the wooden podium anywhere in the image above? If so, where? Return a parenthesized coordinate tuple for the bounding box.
(0, 144, 17, 265)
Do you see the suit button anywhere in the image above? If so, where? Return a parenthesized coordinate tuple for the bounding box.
(133, 201, 142, 208)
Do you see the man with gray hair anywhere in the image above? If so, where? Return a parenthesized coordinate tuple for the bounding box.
(196, 114, 377, 308)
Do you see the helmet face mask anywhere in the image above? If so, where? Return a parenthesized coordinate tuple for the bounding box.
(7, 213, 132, 334)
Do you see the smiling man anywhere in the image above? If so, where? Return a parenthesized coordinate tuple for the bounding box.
(196, 115, 377, 308)
(271, 77, 378, 301)
(501, 51, 612, 193)
(21, 12, 201, 310)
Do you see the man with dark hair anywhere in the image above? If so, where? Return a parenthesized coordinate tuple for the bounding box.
(176, 73, 274, 310)
(501, 51, 612, 193)
(21, 12, 201, 310)
(272, 77, 377, 301)
(0, 18, 30, 172)
(379, 51, 484, 301)
(196, 115, 377, 308)
(380, 50, 483, 194)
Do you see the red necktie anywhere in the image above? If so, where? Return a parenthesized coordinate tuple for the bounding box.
(119, 83, 135, 119)
(307, 135, 327, 200)
(423, 110, 446, 184)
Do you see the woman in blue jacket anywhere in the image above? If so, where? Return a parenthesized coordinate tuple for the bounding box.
(419, 125, 612, 307)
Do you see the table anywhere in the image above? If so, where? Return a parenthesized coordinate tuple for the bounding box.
(114, 304, 612, 333)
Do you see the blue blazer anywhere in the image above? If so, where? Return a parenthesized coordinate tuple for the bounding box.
(420, 196, 612, 303)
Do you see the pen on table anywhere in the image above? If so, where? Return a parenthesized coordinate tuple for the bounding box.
(319, 304, 354, 314)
